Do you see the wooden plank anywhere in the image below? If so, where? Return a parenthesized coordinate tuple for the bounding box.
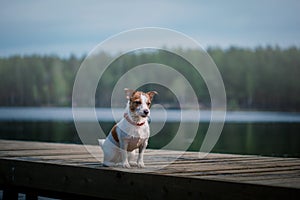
(0, 140, 82, 150)
(1, 149, 89, 157)
(1, 159, 300, 200)
(168, 168, 300, 182)
(1, 140, 300, 199)
(164, 160, 300, 173)
(201, 170, 300, 183)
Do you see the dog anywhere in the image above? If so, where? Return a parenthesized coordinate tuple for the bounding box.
(98, 88, 157, 168)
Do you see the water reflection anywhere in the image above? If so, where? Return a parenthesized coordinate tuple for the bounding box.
(0, 108, 300, 157)
(0, 120, 299, 158)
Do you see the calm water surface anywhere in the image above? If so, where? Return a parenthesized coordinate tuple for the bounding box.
(0, 107, 300, 157)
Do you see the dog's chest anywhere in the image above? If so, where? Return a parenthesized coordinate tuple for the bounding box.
(118, 119, 149, 137)
(118, 120, 149, 151)
(126, 136, 147, 152)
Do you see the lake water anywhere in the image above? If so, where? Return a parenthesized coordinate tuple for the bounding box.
(0, 107, 300, 157)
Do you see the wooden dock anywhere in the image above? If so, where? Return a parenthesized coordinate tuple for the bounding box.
(0, 139, 299, 199)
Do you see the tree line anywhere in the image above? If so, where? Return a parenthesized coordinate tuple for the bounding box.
(0, 46, 299, 111)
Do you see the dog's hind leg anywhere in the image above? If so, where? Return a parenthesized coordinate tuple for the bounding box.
(100, 138, 121, 167)
(98, 139, 105, 147)
(102, 149, 121, 167)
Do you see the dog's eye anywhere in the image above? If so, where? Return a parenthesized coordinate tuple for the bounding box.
(147, 102, 151, 106)
(134, 101, 141, 105)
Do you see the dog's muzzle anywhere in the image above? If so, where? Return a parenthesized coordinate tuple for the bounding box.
(141, 109, 149, 117)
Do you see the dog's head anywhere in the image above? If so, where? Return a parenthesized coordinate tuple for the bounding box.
(125, 88, 158, 118)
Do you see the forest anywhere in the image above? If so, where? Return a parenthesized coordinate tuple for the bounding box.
(0, 46, 299, 111)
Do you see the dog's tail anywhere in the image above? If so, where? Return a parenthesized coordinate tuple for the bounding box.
(98, 139, 105, 148)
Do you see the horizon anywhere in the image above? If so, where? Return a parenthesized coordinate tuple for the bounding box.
(0, 44, 299, 59)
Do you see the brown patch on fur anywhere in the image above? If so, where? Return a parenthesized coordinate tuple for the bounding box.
(146, 91, 158, 107)
(111, 124, 119, 143)
(126, 90, 158, 111)
(129, 91, 143, 112)
(147, 91, 158, 101)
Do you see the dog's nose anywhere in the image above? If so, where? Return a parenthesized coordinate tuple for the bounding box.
(143, 109, 149, 116)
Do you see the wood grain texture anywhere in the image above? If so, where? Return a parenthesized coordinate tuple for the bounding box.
(0, 140, 299, 200)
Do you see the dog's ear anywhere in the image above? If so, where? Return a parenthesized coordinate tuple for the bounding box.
(147, 91, 158, 101)
(124, 88, 135, 100)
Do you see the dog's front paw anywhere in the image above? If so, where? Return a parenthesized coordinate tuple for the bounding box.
(137, 161, 145, 168)
(122, 161, 131, 168)
(129, 161, 138, 166)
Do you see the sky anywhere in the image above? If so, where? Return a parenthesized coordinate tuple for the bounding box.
(1, 0, 300, 57)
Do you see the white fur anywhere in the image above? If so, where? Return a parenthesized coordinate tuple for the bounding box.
(98, 93, 151, 168)
(137, 94, 150, 117)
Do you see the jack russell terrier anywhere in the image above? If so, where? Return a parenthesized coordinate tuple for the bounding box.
(98, 88, 158, 168)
